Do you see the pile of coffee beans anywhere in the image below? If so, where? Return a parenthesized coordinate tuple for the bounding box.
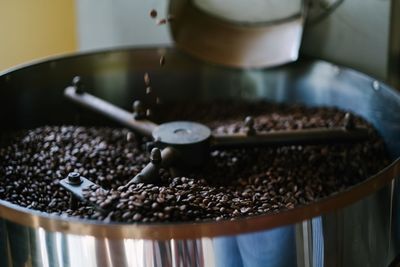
(0, 102, 390, 223)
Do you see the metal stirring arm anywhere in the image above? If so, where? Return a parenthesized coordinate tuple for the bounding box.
(59, 172, 109, 212)
(211, 114, 369, 148)
(211, 127, 369, 148)
(64, 78, 368, 151)
(65, 77, 158, 137)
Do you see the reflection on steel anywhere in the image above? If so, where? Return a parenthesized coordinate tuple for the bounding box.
(0, 48, 399, 266)
(169, 0, 304, 68)
(212, 127, 369, 148)
(64, 86, 157, 137)
(0, 223, 301, 267)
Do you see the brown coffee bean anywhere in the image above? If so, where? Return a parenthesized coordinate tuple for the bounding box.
(144, 73, 150, 86)
(159, 56, 165, 67)
(0, 103, 389, 223)
(149, 9, 157, 19)
(157, 19, 167, 25)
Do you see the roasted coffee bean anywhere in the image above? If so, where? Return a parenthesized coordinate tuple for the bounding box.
(122, 211, 132, 219)
(146, 87, 152, 95)
(0, 103, 390, 223)
(144, 73, 150, 86)
(157, 19, 167, 25)
(149, 9, 157, 19)
(159, 56, 165, 67)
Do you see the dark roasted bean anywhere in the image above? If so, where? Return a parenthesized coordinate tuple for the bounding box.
(157, 19, 167, 25)
(144, 73, 150, 86)
(0, 103, 390, 223)
(149, 9, 157, 19)
(159, 56, 165, 67)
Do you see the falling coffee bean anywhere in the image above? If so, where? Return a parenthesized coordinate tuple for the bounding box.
(144, 73, 150, 86)
(157, 19, 167, 25)
(149, 9, 157, 19)
(159, 55, 165, 67)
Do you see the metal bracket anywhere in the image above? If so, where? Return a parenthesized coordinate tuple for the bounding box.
(60, 172, 108, 211)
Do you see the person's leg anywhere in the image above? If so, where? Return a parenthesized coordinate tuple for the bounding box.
(214, 235, 243, 267)
(236, 225, 296, 267)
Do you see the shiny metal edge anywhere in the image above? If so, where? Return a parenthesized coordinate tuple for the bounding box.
(0, 45, 172, 77)
(0, 159, 398, 240)
(389, 0, 400, 90)
(191, 0, 305, 27)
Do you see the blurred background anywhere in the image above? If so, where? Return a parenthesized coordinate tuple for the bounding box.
(0, 1, 78, 71)
(0, 0, 396, 83)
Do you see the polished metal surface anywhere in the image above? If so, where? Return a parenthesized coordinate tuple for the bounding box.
(389, 0, 400, 90)
(153, 122, 211, 146)
(169, 0, 304, 68)
(302, 0, 391, 81)
(0, 48, 400, 266)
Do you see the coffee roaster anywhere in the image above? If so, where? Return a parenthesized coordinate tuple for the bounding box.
(0, 1, 400, 266)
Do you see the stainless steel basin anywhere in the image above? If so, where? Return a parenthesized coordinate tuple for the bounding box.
(0, 47, 399, 267)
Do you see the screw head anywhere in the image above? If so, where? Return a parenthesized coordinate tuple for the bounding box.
(150, 148, 162, 165)
(133, 100, 145, 119)
(244, 116, 255, 135)
(244, 116, 254, 127)
(372, 80, 380, 91)
(344, 113, 355, 130)
(133, 100, 142, 110)
(146, 108, 153, 117)
(72, 76, 84, 94)
(67, 172, 82, 185)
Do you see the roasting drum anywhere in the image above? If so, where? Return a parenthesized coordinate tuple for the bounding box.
(0, 48, 399, 267)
